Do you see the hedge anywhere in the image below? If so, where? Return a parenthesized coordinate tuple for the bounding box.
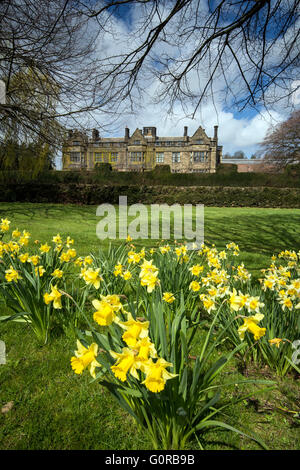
(0, 183, 299, 208)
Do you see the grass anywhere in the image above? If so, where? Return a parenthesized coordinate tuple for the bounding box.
(0, 202, 299, 450)
(0, 202, 299, 277)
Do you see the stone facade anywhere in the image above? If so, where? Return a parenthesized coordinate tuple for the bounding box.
(62, 125, 222, 173)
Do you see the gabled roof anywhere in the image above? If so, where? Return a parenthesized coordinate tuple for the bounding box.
(190, 126, 210, 142)
(128, 128, 146, 143)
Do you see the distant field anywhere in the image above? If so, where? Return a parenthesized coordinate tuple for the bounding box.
(0, 202, 299, 277)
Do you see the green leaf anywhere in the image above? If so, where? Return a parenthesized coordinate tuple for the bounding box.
(194, 419, 268, 450)
(190, 356, 202, 397)
(203, 356, 227, 386)
(192, 391, 221, 425)
(0, 311, 31, 322)
(99, 380, 143, 424)
(178, 366, 188, 401)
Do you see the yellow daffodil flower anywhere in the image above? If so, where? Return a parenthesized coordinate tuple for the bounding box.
(80, 267, 102, 289)
(51, 269, 64, 278)
(71, 340, 100, 378)
(40, 243, 51, 253)
(110, 348, 140, 381)
(189, 265, 204, 276)
(238, 313, 266, 341)
(119, 313, 150, 348)
(163, 292, 175, 303)
(43, 285, 62, 309)
(268, 338, 284, 348)
(189, 281, 201, 292)
(52, 234, 62, 245)
(141, 358, 178, 393)
(5, 266, 22, 282)
(92, 296, 121, 326)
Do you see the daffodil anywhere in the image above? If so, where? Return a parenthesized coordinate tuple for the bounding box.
(12, 229, 21, 238)
(5, 266, 21, 282)
(141, 358, 178, 393)
(279, 296, 293, 311)
(40, 243, 51, 253)
(246, 296, 265, 314)
(51, 269, 64, 278)
(66, 236, 74, 247)
(189, 281, 201, 292)
(80, 267, 102, 289)
(134, 337, 157, 367)
(35, 265, 46, 277)
(52, 234, 62, 245)
(28, 255, 40, 266)
(140, 271, 160, 293)
(114, 263, 123, 277)
(71, 340, 101, 378)
(228, 288, 244, 311)
(66, 248, 77, 258)
(0, 218, 11, 232)
(238, 313, 266, 341)
(189, 264, 204, 276)
(268, 338, 283, 348)
(110, 348, 140, 381)
(159, 245, 170, 254)
(19, 253, 29, 263)
(60, 252, 72, 263)
(199, 294, 216, 313)
(84, 255, 93, 266)
(92, 297, 120, 326)
(43, 285, 62, 309)
(139, 259, 158, 278)
(122, 270, 132, 280)
(163, 292, 175, 303)
(119, 313, 150, 348)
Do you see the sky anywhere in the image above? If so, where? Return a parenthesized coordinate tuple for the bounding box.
(57, 1, 299, 167)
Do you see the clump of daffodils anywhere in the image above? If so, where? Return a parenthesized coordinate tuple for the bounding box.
(72, 294, 178, 393)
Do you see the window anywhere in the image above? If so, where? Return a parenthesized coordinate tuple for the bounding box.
(111, 152, 118, 162)
(192, 151, 208, 162)
(172, 152, 180, 163)
(130, 152, 144, 162)
(156, 152, 164, 163)
(133, 140, 141, 145)
(195, 139, 204, 144)
(70, 152, 81, 162)
(72, 141, 81, 146)
(95, 153, 104, 162)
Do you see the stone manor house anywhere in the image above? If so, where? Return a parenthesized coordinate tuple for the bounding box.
(62, 125, 222, 173)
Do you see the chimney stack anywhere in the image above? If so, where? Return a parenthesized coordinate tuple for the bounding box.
(125, 127, 130, 139)
(184, 126, 188, 137)
(214, 125, 218, 142)
(92, 128, 99, 140)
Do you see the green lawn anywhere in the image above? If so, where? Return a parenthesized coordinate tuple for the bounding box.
(0, 202, 299, 276)
(0, 202, 299, 450)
